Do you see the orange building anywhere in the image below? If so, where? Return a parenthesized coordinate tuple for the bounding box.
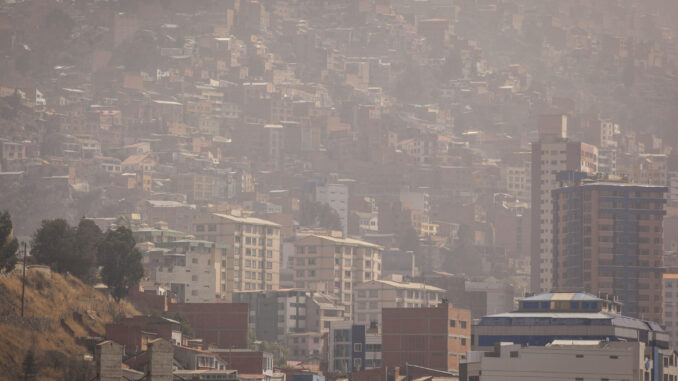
(382, 301, 470, 373)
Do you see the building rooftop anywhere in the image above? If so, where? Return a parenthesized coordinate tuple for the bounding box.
(302, 234, 383, 249)
(358, 279, 444, 292)
(211, 213, 280, 227)
(145, 200, 196, 208)
(519, 292, 603, 302)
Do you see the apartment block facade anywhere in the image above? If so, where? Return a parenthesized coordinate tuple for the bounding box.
(552, 181, 667, 322)
(531, 114, 598, 292)
(144, 239, 231, 302)
(193, 213, 281, 292)
(327, 321, 382, 374)
(293, 234, 383, 316)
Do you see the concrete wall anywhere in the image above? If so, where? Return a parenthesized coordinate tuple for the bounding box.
(479, 342, 644, 381)
(96, 340, 122, 381)
(148, 338, 174, 381)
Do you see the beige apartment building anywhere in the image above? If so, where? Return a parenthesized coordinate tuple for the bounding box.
(353, 275, 445, 331)
(293, 234, 383, 316)
(193, 213, 281, 291)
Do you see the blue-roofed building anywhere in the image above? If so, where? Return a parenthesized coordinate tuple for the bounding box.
(472, 292, 668, 352)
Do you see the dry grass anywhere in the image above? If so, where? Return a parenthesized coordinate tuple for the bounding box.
(0, 270, 139, 380)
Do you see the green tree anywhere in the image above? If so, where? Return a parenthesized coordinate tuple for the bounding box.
(299, 200, 342, 231)
(31, 219, 77, 275)
(22, 349, 37, 381)
(31, 219, 100, 280)
(164, 312, 195, 337)
(0, 211, 19, 273)
(261, 340, 288, 367)
(98, 226, 144, 302)
(76, 218, 104, 283)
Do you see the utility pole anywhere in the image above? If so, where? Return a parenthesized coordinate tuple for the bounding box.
(20, 241, 27, 317)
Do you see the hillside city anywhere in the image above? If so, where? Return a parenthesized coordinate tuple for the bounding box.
(2, 0, 678, 380)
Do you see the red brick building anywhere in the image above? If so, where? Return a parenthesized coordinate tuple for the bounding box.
(168, 303, 249, 348)
(382, 302, 470, 373)
(105, 316, 181, 355)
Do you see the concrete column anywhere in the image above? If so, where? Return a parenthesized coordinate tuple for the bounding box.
(147, 338, 174, 381)
(95, 340, 122, 381)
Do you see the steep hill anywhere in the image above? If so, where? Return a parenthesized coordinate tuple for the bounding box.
(0, 269, 138, 381)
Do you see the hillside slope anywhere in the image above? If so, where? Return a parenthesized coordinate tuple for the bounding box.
(0, 269, 138, 381)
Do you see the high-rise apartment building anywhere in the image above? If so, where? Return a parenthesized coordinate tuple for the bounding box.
(193, 213, 281, 292)
(552, 180, 667, 322)
(293, 234, 383, 316)
(530, 114, 598, 292)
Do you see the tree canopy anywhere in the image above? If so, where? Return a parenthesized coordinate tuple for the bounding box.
(30, 218, 99, 280)
(299, 199, 343, 231)
(0, 211, 19, 273)
(98, 226, 144, 302)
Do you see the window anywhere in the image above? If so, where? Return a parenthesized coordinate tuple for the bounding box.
(510, 351, 518, 358)
(308, 246, 317, 254)
(192, 258, 198, 264)
(575, 354, 584, 358)
(353, 343, 363, 352)
(450, 320, 456, 327)
(196, 224, 205, 232)
(208, 224, 216, 232)
(460, 321, 467, 329)
(267, 262, 273, 269)
(192, 275, 198, 281)
(267, 250, 273, 258)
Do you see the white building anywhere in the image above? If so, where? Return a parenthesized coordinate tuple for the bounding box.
(316, 183, 349, 235)
(143, 239, 229, 302)
(469, 341, 653, 381)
